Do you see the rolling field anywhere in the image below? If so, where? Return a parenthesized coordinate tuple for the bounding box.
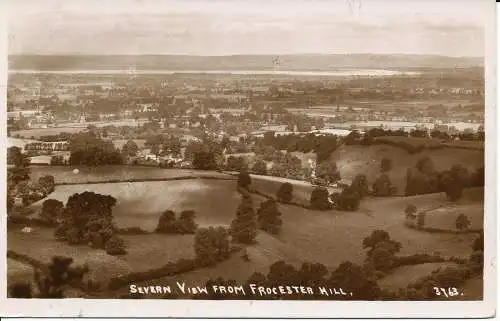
(329, 144, 484, 195)
(378, 262, 459, 291)
(422, 203, 484, 231)
(8, 226, 196, 289)
(250, 174, 317, 205)
(106, 188, 482, 296)
(28, 166, 232, 184)
(29, 179, 259, 230)
(9, 172, 483, 297)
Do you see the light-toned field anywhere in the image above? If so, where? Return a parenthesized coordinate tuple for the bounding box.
(29, 179, 254, 231)
(378, 262, 459, 291)
(11, 127, 85, 139)
(329, 144, 484, 195)
(423, 203, 484, 231)
(28, 166, 232, 184)
(250, 174, 317, 205)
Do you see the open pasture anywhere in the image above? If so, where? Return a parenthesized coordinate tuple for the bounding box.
(378, 262, 460, 291)
(28, 165, 232, 184)
(329, 144, 484, 196)
(422, 203, 484, 232)
(30, 179, 261, 231)
(107, 187, 482, 294)
(11, 174, 483, 296)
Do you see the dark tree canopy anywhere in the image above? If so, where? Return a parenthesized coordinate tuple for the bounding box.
(310, 187, 331, 211)
(41, 199, 64, 225)
(276, 182, 293, 203)
(230, 194, 257, 244)
(237, 171, 252, 189)
(257, 199, 283, 235)
(193, 151, 218, 170)
(68, 132, 123, 166)
(194, 227, 231, 266)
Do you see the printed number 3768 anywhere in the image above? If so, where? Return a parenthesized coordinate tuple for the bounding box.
(433, 287, 463, 297)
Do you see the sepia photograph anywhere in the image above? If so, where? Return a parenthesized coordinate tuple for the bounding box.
(1, 0, 496, 318)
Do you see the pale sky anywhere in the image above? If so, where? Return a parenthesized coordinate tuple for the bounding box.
(7, 0, 491, 57)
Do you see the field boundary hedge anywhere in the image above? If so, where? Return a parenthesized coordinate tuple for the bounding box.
(404, 221, 483, 234)
(107, 246, 242, 291)
(53, 175, 236, 186)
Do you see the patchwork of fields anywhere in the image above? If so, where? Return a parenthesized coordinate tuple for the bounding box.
(9, 162, 483, 296)
(7, 137, 485, 299)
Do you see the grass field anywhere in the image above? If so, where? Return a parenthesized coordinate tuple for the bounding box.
(328, 144, 484, 196)
(10, 175, 483, 297)
(11, 127, 85, 139)
(250, 174, 316, 205)
(29, 179, 258, 231)
(7, 226, 196, 289)
(28, 166, 232, 184)
(422, 203, 484, 231)
(104, 188, 482, 297)
(378, 262, 459, 291)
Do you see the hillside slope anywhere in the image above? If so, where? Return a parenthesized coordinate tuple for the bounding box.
(328, 145, 484, 195)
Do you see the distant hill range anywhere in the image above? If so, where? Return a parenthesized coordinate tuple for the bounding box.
(8, 54, 483, 71)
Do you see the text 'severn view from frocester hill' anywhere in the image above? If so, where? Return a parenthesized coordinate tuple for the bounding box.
(6, 0, 487, 300)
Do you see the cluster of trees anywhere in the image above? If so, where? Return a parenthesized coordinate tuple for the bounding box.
(405, 157, 484, 199)
(226, 156, 249, 172)
(346, 126, 484, 145)
(9, 256, 89, 298)
(53, 192, 126, 255)
(200, 259, 382, 300)
(68, 132, 123, 166)
(14, 175, 56, 207)
(155, 210, 197, 234)
(7, 147, 57, 210)
(7, 147, 31, 212)
(255, 133, 341, 163)
(362, 230, 402, 273)
(194, 227, 231, 266)
(268, 152, 303, 179)
(143, 134, 182, 157)
(315, 161, 341, 185)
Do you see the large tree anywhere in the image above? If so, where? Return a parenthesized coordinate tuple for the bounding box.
(230, 194, 257, 244)
(68, 132, 123, 166)
(257, 199, 283, 235)
(310, 187, 331, 211)
(194, 227, 231, 266)
(276, 182, 293, 203)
